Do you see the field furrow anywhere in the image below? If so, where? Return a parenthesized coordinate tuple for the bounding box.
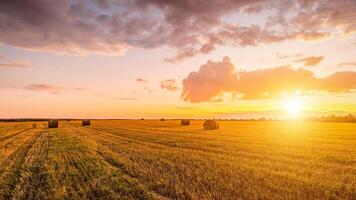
(0, 128, 31, 143)
(0, 129, 38, 162)
(72, 121, 355, 199)
(0, 120, 354, 199)
(0, 129, 45, 199)
(42, 127, 154, 199)
(10, 130, 51, 199)
(81, 126, 354, 176)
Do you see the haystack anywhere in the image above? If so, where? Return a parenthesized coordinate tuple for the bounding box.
(160, 118, 165, 121)
(48, 119, 58, 128)
(181, 119, 190, 126)
(82, 119, 91, 126)
(203, 119, 219, 130)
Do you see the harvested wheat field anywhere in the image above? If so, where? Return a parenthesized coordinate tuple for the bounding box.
(0, 120, 355, 200)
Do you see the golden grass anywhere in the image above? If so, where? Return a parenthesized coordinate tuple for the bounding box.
(0, 120, 355, 199)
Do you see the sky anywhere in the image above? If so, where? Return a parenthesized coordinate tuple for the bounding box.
(1, 0, 356, 119)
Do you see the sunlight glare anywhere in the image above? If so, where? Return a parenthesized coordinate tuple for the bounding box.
(284, 98, 302, 115)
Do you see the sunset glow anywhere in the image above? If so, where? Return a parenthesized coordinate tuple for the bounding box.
(0, 1, 355, 199)
(284, 99, 303, 116)
(0, 0, 356, 119)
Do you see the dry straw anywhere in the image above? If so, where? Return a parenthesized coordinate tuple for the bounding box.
(181, 119, 190, 126)
(48, 119, 58, 128)
(203, 119, 219, 130)
(82, 119, 91, 126)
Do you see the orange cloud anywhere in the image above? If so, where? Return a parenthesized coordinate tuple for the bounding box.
(182, 57, 356, 102)
(296, 32, 331, 42)
(160, 79, 180, 92)
(182, 57, 238, 102)
(320, 71, 356, 92)
(276, 53, 304, 59)
(113, 97, 140, 101)
(24, 84, 63, 94)
(338, 62, 356, 67)
(296, 56, 324, 67)
(136, 78, 148, 84)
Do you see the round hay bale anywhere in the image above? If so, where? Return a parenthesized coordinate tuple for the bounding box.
(48, 119, 58, 128)
(203, 120, 219, 130)
(82, 119, 91, 126)
(32, 123, 37, 128)
(160, 118, 165, 121)
(141, 118, 144, 120)
(181, 119, 190, 126)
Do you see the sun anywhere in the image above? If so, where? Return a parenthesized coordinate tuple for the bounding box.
(284, 98, 303, 115)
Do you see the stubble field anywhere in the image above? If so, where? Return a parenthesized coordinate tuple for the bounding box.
(0, 120, 355, 199)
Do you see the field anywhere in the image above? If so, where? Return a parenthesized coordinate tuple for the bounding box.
(0, 120, 355, 199)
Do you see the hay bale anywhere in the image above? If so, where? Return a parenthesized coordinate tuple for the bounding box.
(48, 120, 58, 128)
(82, 119, 91, 126)
(141, 118, 144, 120)
(203, 119, 219, 130)
(160, 118, 165, 121)
(32, 123, 37, 128)
(181, 119, 190, 126)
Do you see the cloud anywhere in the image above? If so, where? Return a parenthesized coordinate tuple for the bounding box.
(275, 54, 324, 67)
(0, 1, 354, 60)
(182, 57, 356, 102)
(165, 25, 300, 63)
(113, 97, 140, 101)
(23, 84, 89, 94)
(24, 84, 63, 94)
(160, 79, 180, 92)
(338, 62, 356, 67)
(73, 87, 88, 91)
(136, 78, 156, 93)
(0, 0, 128, 56)
(291, 0, 356, 36)
(276, 53, 304, 60)
(135, 78, 148, 84)
(296, 56, 324, 67)
(182, 57, 238, 102)
(164, 48, 197, 63)
(144, 87, 156, 93)
(0, 55, 32, 68)
(0, 63, 30, 68)
(296, 32, 332, 42)
(320, 71, 356, 92)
